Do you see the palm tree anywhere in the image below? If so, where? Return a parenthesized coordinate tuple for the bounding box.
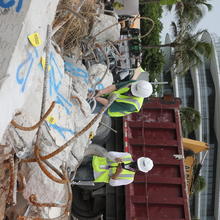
(172, 30, 212, 75)
(142, 25, 212, 75)
(139, 0, 212, 76)
(180, 107, 201, 136)
(170, 0, 213, 25)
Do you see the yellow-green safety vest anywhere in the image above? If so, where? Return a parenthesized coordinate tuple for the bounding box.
(92, 155, 135, 183)
(107, 87, 144, 117)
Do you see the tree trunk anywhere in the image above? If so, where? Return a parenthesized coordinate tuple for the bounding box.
(142, 43, 173, 49)
(139, 0, 179, 5)
(139, 0, 161, 4)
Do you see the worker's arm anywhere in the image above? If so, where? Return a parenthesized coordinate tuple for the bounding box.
(95, 85, 117, 97)
(107, 151, 132, 162)
(111, 164, 123, 180)
(115, 158, 123, 163)
(95, 97, 109, 106)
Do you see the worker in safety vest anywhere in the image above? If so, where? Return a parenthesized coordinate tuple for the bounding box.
(73, 151, 154, 186)
(89, 80, 153, 117)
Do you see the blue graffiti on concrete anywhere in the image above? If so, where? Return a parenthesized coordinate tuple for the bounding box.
(48, 53, 73, 115)
(16, 47, 38, 93)
(0, 0, 23, 13)
(64, 61, 105, 91)
(16, 48, 75, 139)
(64, 61, 89, 83)
(47, 122, 75, 140)
(16, 52, 34, 93)
(33, 47, 39, 58)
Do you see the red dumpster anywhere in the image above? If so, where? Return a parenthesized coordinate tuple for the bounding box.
(124, 97, 191, 220)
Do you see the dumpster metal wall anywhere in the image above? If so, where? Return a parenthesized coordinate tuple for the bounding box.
(124, 97, 191, 220)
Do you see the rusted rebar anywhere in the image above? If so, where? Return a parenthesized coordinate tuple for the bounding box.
(11, 102, 56, 131)
(22, 94, 118, 163)
(0, 152, 12, 163)
(58, 1, 86, 50)
(60, 163, 72, 216)
(0, 144, 7, 148)
(18, 164, 72, 220)
(71, 95, 86, 116)
(17, 216, 43, 220)
(52, 0, 76, 36)
(29, 194, 66, 208)
(17, 173, 26, 192)
(34, 145, 67, 184)
(6, 155, 15, 204)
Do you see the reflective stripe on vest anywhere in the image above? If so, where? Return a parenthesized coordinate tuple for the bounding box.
(116, 96, 141, 110)
(108, 168, 135, 179)
(92, 155, 135, 183)
(107, 156, 133, 166)
(108, 87, 144, 117)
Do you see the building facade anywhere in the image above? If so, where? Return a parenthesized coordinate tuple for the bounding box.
(162, 32, 220, 220)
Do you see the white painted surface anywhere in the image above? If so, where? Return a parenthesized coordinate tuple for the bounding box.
(0, 0, 59, 142)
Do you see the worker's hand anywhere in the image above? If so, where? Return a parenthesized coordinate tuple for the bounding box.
(115, 158, 123, 163)
(116, 164, 123, 173)
(87, 90, 99, 99)
(111, 164, 123, 180)
(87, 91, 94, 99)
(94, 90, 102, 98)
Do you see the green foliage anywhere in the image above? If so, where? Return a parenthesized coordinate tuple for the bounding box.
(139, 3, 164, 81)
(191, 175, 206, 194)
(139, 0, 213, 80)
(159, 0, 181, 5)
(173, 30, 212, 75)
(178, 0, 212, 25)
(180, 107, 201, 136)
(139, 0, 181, 5)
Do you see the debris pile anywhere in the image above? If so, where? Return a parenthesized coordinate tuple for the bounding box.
(53, 0, 98, 52)
(0, 0, 155, 219)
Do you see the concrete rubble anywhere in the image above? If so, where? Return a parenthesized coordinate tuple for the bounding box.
(90, 14, 121, 42)
(0, 0, 122, 219)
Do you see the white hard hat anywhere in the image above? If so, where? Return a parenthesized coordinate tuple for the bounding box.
(137, 157, 154, 173)
(131, 80, 153, 98)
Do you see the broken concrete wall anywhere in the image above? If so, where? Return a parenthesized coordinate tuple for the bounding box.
(0, 0, 60, 142)
(0, 1, 118, 218)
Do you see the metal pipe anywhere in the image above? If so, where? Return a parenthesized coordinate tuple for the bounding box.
(99, 121, 117, 133)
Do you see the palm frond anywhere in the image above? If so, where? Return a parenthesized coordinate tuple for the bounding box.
(195, 41, 212, 58)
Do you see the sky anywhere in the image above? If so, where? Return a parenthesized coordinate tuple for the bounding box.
(160, 0, 220, 42)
